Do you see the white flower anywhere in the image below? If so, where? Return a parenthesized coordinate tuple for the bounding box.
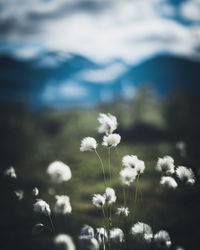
(116, 207, 130, 217)
(92, 194, 105, 208)
(79, 235, 99, 250)
(110, 228, 124, 243)
(176, 166, 195, 185)
(176, 247, 185, 250)
(102, 134, 121, 147)
(160, 176, 178, 189)
(95, 228, 108, 245)
(98, 113, 118, 135)
(130, 222, 153, 244)
(47, 161, 72, 184)
(14, 190, 24, 200)
(32, 187, 39, 196)
(54, 195, 72, 214)
(120, 167, 137, 186)
(156, 156, 175, 175)
(104, 187, 116, 205)
(122, 155, 145, 174)
(154, 230, 171, 248)
(54, 234, 76, 250)
(80, 225, 94, 237)
(4, 166, 17, 178)
(80, 137, 97, 152)
(33, 199, 51, 216)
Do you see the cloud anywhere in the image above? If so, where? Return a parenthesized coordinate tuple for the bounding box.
(0, 0, 200, 64)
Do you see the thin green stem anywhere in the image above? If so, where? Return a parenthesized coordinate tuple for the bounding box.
(95, 149, 107, 188)
(108, 147, 111, 186)
(132, 175, 140, 222)
(48, 213, 55, 233)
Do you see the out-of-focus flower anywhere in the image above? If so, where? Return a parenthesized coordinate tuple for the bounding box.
(33, 199, 51, 216)
(14, 190, 24, 200)
(80, 137, 97, 152)
(156, 156, 175, 175)
(54, 195, 72, 214)
(130, 222, 153, 244)
(92, 194, 105, 208)
(97, 113, 118, 135)
(120, 167, 137, 186)
(32, 187, 39, 196)
(176, 247, 185, 250)
(176, 141, 186, 158)
(160, 176, 178, 189)
(154, 230, 171, 248)
(116, 207, 130, 216)
(122, 155, 145, 174)
(102, 134, 121, 147)
(47, 161, 72, 184)
(110, 228, 124, 243)
(54, 234, 76, 250)
(4, 166, 17, 178)
(79, 235, 99, 250)
(104, 187, 116, 205)
(176, 166, 195, 185)
(32, 223, 44, 235)
(95, 228, 108, 245)
(80, 225, 94, 237)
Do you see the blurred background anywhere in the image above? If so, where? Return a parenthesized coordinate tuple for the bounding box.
(0, 0, 200, 249)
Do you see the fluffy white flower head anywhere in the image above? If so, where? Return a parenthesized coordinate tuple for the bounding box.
(156, 156, 175, 175)
(92, 194, 105, 208)
(98, 113, 118, 135)
(54, 195, 72, 214)
(102, 133, 121, 147)
(116, 207, 130, 217)
(14, 190, 24, 200)
(160, 176, 178, 189)
(154, 230, 171, 248)
(54, 234, 75, 250)
(110, 228, 124, 243)
(176, 166, 195, 185)
(33, 199, 51, 216)
(104, 187, 116, 205)
(80, 137, 97, 152)
(47, 161, 72, 184)
(4, 166, 17, 178)
(120, 167, 137, 186)
(122, 155, 145, 174)
(130, 222, 153, 244)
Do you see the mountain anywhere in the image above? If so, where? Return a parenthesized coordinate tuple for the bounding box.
(0, 52, 200, 109)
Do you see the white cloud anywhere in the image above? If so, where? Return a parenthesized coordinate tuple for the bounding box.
(180, 0, 200, 22)
(78, 63, 127, 83)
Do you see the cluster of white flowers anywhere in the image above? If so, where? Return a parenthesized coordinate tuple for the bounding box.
(54, 195, 72, 214)
(122, 155, 145, 175)
(130, 222, 153, 244)
(4, 166, 17, 178)
(96, 227, 108, 245)
(92, 194, 106, 208)
(102, 133, 121, 147)
(98, 113, 118, 135)
(156, 156, 175, 175)
(176, 166, 195, 185)
(47, 161, 72, 184)
(33, 199, 51, 216)
(54, 234, 76, 250)
(116, 207, 130, 217)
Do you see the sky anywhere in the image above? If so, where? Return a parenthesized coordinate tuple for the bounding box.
(0, 0, 200, 108)
(0, 0, 200, 64)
